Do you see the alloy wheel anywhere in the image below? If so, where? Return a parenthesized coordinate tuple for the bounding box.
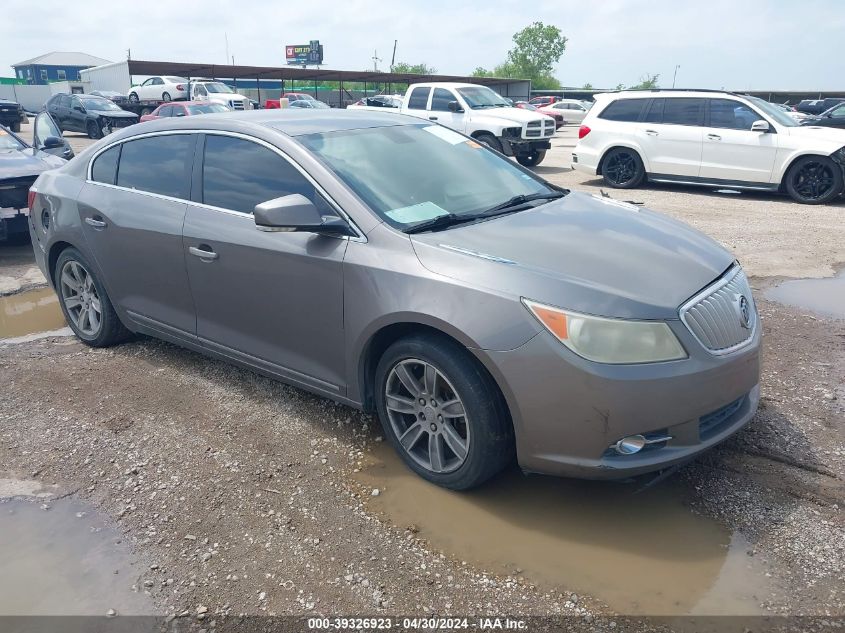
(385, 359, 470, 474)
(792, 161, 835, 200)
(604, 151, 637, 184)
(59, 260, 102, 337)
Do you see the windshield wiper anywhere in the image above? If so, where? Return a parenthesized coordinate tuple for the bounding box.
(478, 191, 568, 216)
(405, 213, 482, 234)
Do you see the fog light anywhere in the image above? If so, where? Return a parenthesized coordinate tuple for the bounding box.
(614, 435, 646, 455)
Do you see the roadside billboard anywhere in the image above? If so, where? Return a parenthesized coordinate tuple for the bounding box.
(285, 41, 324, 65)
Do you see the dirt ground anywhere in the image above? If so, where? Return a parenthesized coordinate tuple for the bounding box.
(1, 126, 843, 628)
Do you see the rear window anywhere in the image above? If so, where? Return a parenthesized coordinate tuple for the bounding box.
(662, 98, 705, 126)
(407, 87, 431, 110)
(116, 134, 194, 199)
(598, 98, 647, 122)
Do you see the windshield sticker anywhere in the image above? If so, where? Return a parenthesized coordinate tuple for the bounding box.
(422, 125, 467, 145)
(385, 201, 449, 224)
(465, 140, 482, 149)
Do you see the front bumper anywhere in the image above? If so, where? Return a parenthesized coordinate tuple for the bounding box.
(502, 139, 552, 157)
(477, 320, 761, 479)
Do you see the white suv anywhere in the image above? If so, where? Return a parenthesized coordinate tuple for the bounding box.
(572, 90, 845, 204)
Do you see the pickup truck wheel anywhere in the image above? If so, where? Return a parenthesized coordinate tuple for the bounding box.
(10, 120, 21, 133)
(162, 92, 172, 102)
(375, 333, 514, 490)
(129, 92, 139, 103)
(86, 121, 102, 140)
(516, 150, 546, 167)
(784, 156, 844, 204)
(475, 133, 503, 153)
(601, 147, 646, 189)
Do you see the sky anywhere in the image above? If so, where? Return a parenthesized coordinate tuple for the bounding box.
(2, 0, 843, 90)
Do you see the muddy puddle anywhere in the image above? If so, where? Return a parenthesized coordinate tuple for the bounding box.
(765, 269, 845, 319)
(0, 479, 155, 616)
(0, 287, 67, 339)
(355, 444, 780, 615)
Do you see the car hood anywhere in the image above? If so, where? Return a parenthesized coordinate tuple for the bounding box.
(786, 124, 845, 143)
(0, 148, 65, 179)
(96, 110, 138, 119)
(468, 106, 547, 125)
(410, 191, 735, 320)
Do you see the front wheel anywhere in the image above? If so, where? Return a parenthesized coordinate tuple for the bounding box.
(374, 334, 514, 490)
(11, 120, 21, 133)
(128, 92, 139, 103)
(784, 156, 844, 204)
(55, 247, 130, 347)
(474, 133, 503, 153)
(601, 147, 646, 188)
(162, 92, 172, 102)
(86, 121, 102, 139)
(516, 149, 546, 167)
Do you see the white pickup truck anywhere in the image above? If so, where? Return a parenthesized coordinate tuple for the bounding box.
(190, 80, 253, 111)
(397, 82, 555, 166)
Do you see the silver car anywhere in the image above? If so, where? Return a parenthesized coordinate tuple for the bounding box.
(29, 110, 761, 490)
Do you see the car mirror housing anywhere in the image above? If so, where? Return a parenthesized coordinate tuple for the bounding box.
(448, 101, 464, 113)
(254, 194, 355, 236)
(42, 136, 64, 150)
(751, 120, 770, 133)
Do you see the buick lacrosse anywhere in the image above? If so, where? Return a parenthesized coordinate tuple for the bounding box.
(29, 110, 760, 489)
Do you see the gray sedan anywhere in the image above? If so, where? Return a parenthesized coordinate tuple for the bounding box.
(29, 110, 760, 489)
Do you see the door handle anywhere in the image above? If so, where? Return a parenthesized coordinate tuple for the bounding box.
(707, 133, 722, 140)
(429, 116, 438, 120)
(189, 246, 218, 260)
(85, 217, 107, 228)
(645, 129, 658, 136)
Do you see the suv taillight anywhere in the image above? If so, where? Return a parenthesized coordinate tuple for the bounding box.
(27, 189, 36, 210)
(176, 84, 185, 91)
(578, 125, 591, 139)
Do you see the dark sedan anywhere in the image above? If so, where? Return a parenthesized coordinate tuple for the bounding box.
(801, 103, 845, 129)
(46, 93, 139, 139)
(0, 98, 26, 132)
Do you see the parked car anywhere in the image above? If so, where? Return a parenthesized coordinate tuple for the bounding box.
(398, 82, 555, 166)
(516, 102, 564, 129)
(289, 100, 331, 109)
(545, 99, 591, 124)
(347, 95, 403, 111)
(572, 89, 845, 204)
(129, 76, 190, 103)
(529, 96, 558, 107)
(139, 101, 231, 122)
(189, 81, 253, 111)
(801, 102, 845, 129)
(0, 114, 70, 240)
(795, 98, 845, 115)
(283, 92, 318, 103)
(29, 110, 760, 489)
(771, 102, 810, 122)
(90, 90, 130, 106)
(0, 98, 26, 132)
(46, 93, 139, 139)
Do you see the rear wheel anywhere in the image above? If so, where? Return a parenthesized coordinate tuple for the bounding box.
(86, 121, 102, 139)
(55, 248, 129, 347)
(601, 147, 646, 188)
(374, 333, 514, 490)
(11, 120, 21, 133)
(784, 156, 844, 204)
(162, 92, 172, 102)
(516, 149, 546, 167)
(475, 133, 503, 153)
(129, 92, 139, 103)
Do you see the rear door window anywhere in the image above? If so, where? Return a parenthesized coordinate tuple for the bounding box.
(644, 99, 665, 123)
(407, 87, 431, 110)
(116, 134, 195, 199)
(201, 135, 315, 214)
(598, 99, 647, 122)
(662, 98, 705, 126)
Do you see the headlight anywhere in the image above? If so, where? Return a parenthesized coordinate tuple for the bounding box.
(522, 299, 687, 364)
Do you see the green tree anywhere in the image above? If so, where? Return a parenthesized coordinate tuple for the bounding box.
(506, 22, 568, 81)
(629, 73, 660, 90)
(391, 61, 437, 75)
(582, 82, 594, 90)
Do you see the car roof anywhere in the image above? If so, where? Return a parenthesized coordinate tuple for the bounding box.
(111, 108, 421, 140)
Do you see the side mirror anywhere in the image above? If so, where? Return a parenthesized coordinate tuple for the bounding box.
(42, 136, 64, 149)
(254, 194, 355, 236)
(447, 100, 464, 113)
(751, 120, 770, 133)
(73, 105, 85, 113)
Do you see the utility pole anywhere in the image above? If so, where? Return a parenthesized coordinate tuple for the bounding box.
(127, 48, 131, 60)
(390, 40, 398, 72)
(225, 33, 229, 66)
(372, 49, 382, 72)
(672, 64, 680, 88)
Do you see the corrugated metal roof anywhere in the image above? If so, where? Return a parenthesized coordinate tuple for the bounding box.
(13, 51, 113, 68)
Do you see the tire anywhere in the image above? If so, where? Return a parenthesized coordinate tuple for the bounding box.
(516, 149, 546, 167)
(86, 120, 102, 140)
(784, 156, 844, 205)
(374, 333, 514, 490)
(129, 92, 139, 104)
(601, 147, 646, 189)
(10, 120, 21, 133)
(162, 92, 171, 102)
(475, 133, 503, 153)
(54, 247, 130, 347)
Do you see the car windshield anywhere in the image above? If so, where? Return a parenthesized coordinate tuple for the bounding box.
(456, 86, 509, 109)
(0, 128, 25, 151)
(80, 97, 123, 112)
(746, 96, 798, 127)
(186, 104, 230, 114)
(203, 83, 234, 94)
(298, 124, 554, 230)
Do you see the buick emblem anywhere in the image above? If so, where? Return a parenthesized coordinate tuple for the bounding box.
(736, 295, 752, 329)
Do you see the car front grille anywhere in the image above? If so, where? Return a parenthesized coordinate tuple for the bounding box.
(699, 395, 745, 439)
(229, 99, 246, 110)
(0, 176, 36, 210)
(680, 266, 756, 354)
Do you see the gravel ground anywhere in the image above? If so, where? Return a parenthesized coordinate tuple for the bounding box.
(1, 124, 844, 626)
